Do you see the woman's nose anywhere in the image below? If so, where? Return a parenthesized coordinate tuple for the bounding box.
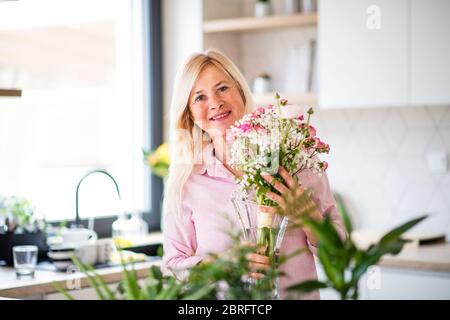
(209, 95, 223, 110)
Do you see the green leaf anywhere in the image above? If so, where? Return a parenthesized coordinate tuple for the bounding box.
(287, 280, 328, 293)
(318, 247, 344, 290)
(52, 281, 76, 300)
(182, 284, 214, 300)
(304, 215, 343, 251)
(84, 263, 117, 300)
(379, 215, 427, 248)
(334, 193, 352, 234)
(72, 255, 107, 300)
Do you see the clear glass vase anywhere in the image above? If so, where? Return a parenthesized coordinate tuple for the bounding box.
(230, 191, 289, 299)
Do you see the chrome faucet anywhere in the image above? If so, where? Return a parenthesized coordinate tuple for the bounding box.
(73, 169, 122, 228)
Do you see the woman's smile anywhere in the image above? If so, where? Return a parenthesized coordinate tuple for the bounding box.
(209, 110, 231, 121)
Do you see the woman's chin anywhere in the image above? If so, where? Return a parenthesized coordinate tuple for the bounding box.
(208, 120, 234, 136)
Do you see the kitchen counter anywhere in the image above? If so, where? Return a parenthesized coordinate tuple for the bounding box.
(0, 258, 162, 299)
(352, 230, 450, 273)
(0, 232, 164, 299)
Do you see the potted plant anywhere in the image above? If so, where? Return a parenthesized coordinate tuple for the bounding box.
(0, 195, 48, 265)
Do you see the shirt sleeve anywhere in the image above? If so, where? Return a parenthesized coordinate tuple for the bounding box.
(161, 199, 206, 279)
(300, 170, 347, 255)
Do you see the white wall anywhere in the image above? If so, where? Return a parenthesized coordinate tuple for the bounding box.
(314, 106, 450, 235)
(162, 0, 203, 141)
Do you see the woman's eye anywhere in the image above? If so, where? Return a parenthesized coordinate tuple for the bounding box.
(194, 95, 205, 102)
(218, 86, 228, 92)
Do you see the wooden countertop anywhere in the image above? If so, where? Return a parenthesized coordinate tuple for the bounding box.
(0, 259, 161, 299)
(352, 230, 450, 273)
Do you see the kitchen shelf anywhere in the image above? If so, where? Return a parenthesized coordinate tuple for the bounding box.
(0, 89, 22, 97)
(253, 92, 318, 107)
(203, 13, 317, 33)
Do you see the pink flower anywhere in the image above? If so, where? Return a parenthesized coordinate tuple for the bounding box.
(237, 123, 252, 133)
(308, 125, 317, 137)
(315, 139, 330, 153)
(254, 124, 267, 135)
(298, 115, 304, 121)
(320, 161, 329, 171)
(256, 107, 265, 114)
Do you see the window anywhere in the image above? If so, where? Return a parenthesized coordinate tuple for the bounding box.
(0, 0, 161, 233)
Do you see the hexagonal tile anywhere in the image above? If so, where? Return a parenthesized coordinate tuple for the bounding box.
(357, 156, 389, 184)
(318, 109, 352, 131)
(438, 127, 450, 150)
(427, 105, 449, 127)
(354, 130, 389, 157)
(440, 185, 450, 208)
(396, 156, 437, 186)
(439, 107, 450, 129)
(321, 128, 353, 157)
(423, 190, 450, 235)
(348, 182, 392, 229)
(343, 109, 363, 130)
(395, 185, 435, 219)
(425, 130, 448, 185)
(382, 163, 409, 210)
(381, 108, 408, 154)
(397, 128, 435, 157)
(400, 106, 435, 129)
(353, 108, 389, 130)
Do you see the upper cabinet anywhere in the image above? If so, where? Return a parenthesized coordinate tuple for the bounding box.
(319, 0, 450, 108)
(202, 0, 319, 107)
(319, 0, 409, 108)
(410, 0, 450, 105)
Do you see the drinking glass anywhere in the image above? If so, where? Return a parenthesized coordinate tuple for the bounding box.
(13, 245, 38, 279)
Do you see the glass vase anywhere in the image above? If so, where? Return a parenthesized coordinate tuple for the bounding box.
(230, 191, 289, 299)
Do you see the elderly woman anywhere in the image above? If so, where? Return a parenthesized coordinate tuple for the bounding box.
(161, 49, 345, 299)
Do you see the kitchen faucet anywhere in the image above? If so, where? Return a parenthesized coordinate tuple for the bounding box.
(73, 169, 122, 228)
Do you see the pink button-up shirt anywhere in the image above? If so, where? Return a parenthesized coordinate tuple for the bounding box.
(162, 143, 345, 299)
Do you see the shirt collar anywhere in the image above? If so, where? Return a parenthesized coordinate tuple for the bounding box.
(194, 143, 234, 179)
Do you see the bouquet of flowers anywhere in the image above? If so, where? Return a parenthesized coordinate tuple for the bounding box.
(227, 94, 330, 258)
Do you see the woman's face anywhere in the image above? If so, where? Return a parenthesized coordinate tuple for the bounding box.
(188, 64, 245, 138)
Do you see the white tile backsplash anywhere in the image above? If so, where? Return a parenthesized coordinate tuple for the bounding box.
(313, 105, 450, 233)
(400, 107, 436, 129)
(380, 108, 407, 154)
(397, 129, 435, 157)
(440, 109, 450, 128)
(427, 105, 449, 127)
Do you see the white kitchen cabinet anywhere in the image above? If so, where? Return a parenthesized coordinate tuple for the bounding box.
(318, 0, 409, 108)
(360, 267, 450, 300)
(410, 0, 450, 105)
(316, 259, 450, 300)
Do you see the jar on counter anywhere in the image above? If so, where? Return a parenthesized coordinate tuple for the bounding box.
(253, 74, 272, 94)
(254, 0, 271, 17)
(284, 0, 300, 15)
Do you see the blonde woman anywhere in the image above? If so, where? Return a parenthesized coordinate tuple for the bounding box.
(161, 49, 345, 299)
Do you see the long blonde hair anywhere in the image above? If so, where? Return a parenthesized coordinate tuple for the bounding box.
(164, 49, 254, 219)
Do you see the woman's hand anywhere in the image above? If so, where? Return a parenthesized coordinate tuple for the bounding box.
(259, 166, 323, 247)
(242, 242, 270, 280)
